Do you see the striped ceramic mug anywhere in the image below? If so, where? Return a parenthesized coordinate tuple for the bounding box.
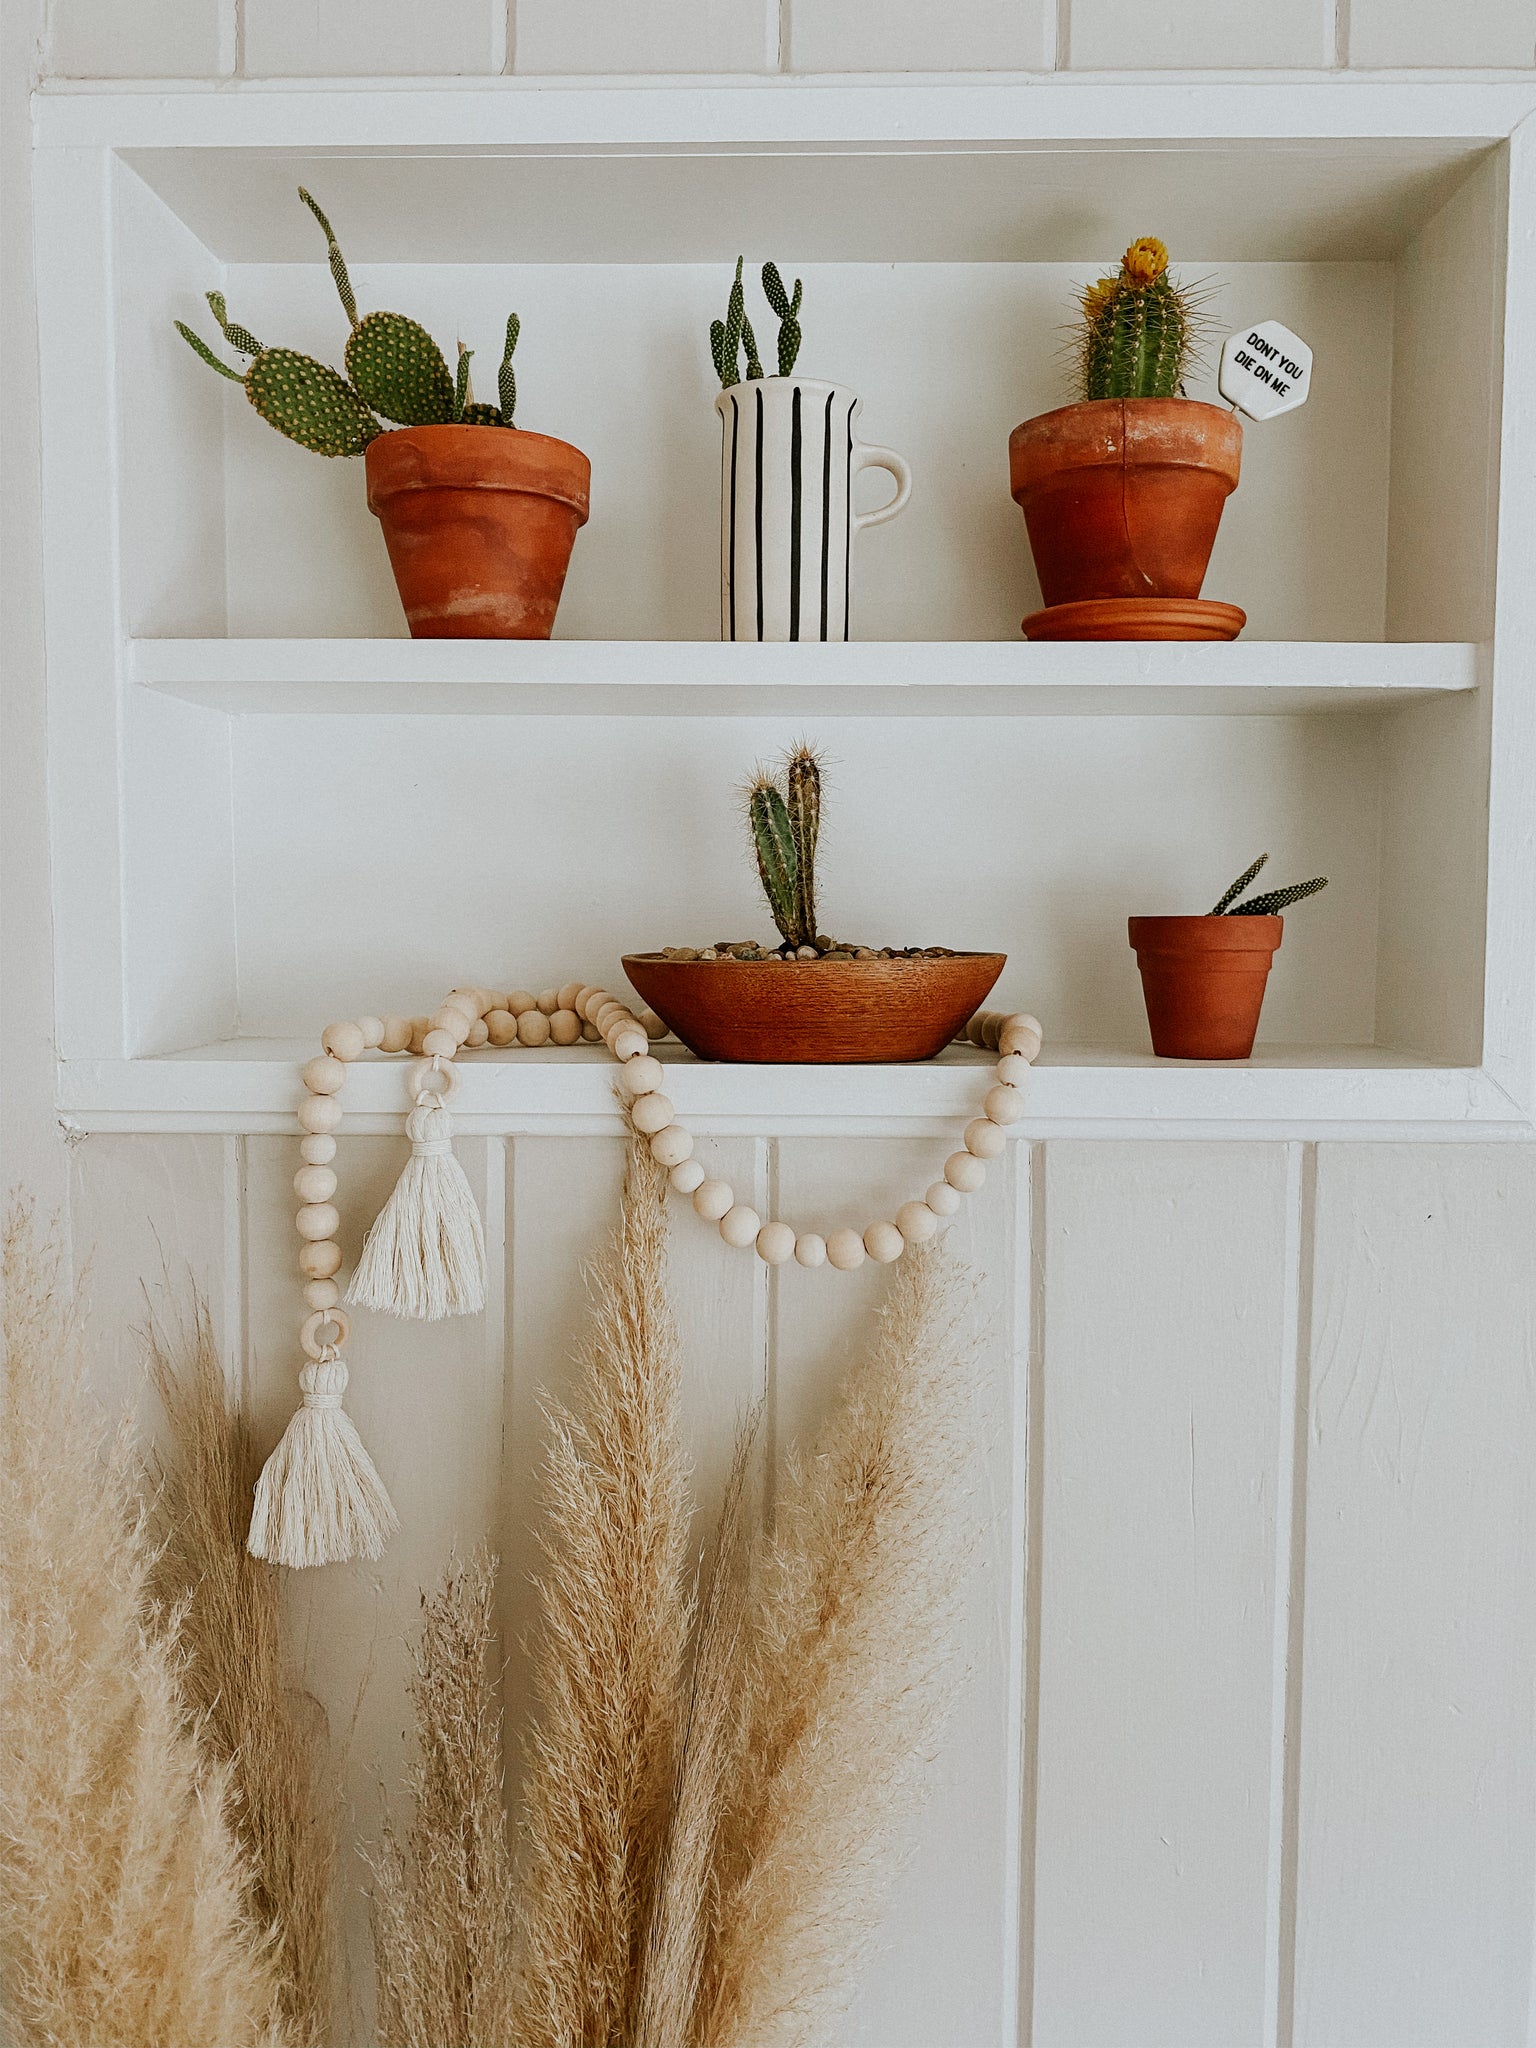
(716, 377, 912, 642)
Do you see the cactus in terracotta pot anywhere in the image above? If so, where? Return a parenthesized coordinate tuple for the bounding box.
(1076, 236, 1202, 401)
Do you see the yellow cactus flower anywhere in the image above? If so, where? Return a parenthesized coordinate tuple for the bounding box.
(1120, 236, 1169, 287)
(1080, 276, 1119, 319)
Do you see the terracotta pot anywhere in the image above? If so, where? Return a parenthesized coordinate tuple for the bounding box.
(1128, 915, 1282, 1060)
(365, 425, 590, 639)
(622, 952, 1005, 1064)
(1009, 399, 1241, 608)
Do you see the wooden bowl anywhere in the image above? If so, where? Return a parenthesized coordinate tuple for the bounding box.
(622, 952, 1006, 1063)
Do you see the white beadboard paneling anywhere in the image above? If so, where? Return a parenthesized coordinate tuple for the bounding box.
(1293, 1143, 1536, 2048)
(65, 1132, 234, 1416)
(45, 0, 232, 77)
(774, 1136, 1022, 2048)
(513, 0, 775, 75)
(244, 0, 504, 77)
(1031, 1140, 1294, 2048)
(244, 1129, 504, 2042)
(788, 0, 1050, 74)
(1066, 0, 1330, 70)
(1350, 0, 1534, 69)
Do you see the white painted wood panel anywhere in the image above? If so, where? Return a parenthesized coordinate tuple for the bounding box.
(1293, 1143, 1536, 2048)
(1030, 1140, 1295, 2048)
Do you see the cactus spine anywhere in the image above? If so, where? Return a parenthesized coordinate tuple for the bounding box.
(174, 188, 527, 454)
(710, 257, 804, 388)
(1210, 854, 1328, 918)
(1078, 237, 1199, 402)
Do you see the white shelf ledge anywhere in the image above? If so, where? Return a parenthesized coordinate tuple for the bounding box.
(129, 639, 1482, 719)
(56, 1040, 1525, 1136)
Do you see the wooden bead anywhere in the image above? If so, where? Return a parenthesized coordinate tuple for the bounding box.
(669, 1158, 706, 1195)
(551, 1008, 582, 1046)
(557, 981, 584, 1011)
(299, 1132, 337, 1165)
(487, 1009, 518, 1046)
(358, 1016, 386, 1050)
(297, 1094, 342, 1134)
(298, 1239, 342, 1280)
(825, 1227, 866, 1271)
(293, 1164, 337, 1204)
(303, 1277, 340, 1311)
(301, 1054, 346, 1095)
(693, 1179, 734, 1222)
(537, 988, 559, 1015)
(582, 1022, 603, 1043)
(864, 1221, 905, 1264)
(431, 1008, 472, 1043)
(965, 1014, 991, 1047)
(380, 1016, 411, 1053)
(794, 1232, 828, 1268)
(999, 1014, 1044, 1060)
(506, 990, 537, 1016)
(447, 987, 487, 1015)
(927, 1179, 962, 1216)
(650, 1125, 693, 1168)
(996, 1052, 1032, 1086)
(982, 1014, 1004, 1051)
(517, 1009, 551, 1048)
(423, 1028, 458, 1058)
(640, 1009, 668, 1040)
(464, 1019, 489, 1048)
(630, 1092, 673, 1136)
(965, 1117, 1007, 1159)
(621, 1055, 665, 1096)
(575, 986, 605, 1020)
(720, 1204, 761, 1249)
(896, 1200, 939, 1244)
(596, 1003, 630, 1033)
(612, 1026, 649, 1062)
(322, 1021, 366, 1062)
(984, 1083, 1024, 1126)
(756, 1220, 796, 1265)
(296, 1201, 340, 1241)
(945, 1152, 986, 1192)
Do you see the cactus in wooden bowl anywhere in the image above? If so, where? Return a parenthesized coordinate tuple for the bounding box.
(1129, 853, 1330, 1061)
(623, 743, 1005, 1063)
(173, 191, 587, 638)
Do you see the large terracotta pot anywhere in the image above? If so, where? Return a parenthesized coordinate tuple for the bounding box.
(1010, 399, 1241, 607)
(623, 953, 1005, 1064)
(1128, 915, 1281, 1060)
(365, 425, 590, 639)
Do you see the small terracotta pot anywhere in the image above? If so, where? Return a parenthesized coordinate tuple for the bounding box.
(365, 425, 590, 639)
(1128, 916, 1282, 1060)
(622, 953, 1005, 1064)
(1009, 399, 1241, 608)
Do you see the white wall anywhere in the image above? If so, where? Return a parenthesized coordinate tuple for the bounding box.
(10, 4, 1536, 2046)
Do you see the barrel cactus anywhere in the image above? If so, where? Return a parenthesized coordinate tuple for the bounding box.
(1209, 853, 1328, 917)
(1076, 236, 1204, 402)
(174, 188, 525, 456)
(711, 256, 803, 389)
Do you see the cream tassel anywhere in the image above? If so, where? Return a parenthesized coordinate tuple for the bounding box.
(347, 1099, 486, 1320)
(248, 1355, 398, 1569)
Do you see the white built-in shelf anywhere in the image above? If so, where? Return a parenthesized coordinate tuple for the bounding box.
(56, 1040, 1523, 1135)
(130, 639, 1482, 720)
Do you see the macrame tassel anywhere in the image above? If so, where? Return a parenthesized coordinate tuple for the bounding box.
(347, 1099, 486, 1319)
(247, 1357, 398, 1569)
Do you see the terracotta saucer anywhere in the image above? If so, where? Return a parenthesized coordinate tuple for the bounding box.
(1022, 597, 1246, 642)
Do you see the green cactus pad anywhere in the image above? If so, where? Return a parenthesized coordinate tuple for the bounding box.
(453, 344, 473, 421)
(1210, 853, 1269, 916)
(741, 313, 765, 382)
(344, 310, 454, 426)
(205, 291, 263, 358)
(298, 187, 358, 328)
(499, 313, 520, 424)
(461, 402, 503, 427)
(776, 314, 802, 379)
(1230, 878, 1328, 917)
(245, 348, 381, 458)
(175, 320, 244, 383)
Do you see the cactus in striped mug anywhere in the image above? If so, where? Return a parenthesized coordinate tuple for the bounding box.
(710, 257, 804, 388)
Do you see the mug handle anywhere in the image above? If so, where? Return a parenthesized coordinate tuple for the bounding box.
(851, 442, 912, 531)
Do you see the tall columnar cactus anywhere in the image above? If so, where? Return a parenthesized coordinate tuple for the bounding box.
(1077, 237, 1202, 402)
(711, 257, 804, 389)
(1209, 853, 1328, 917)
(746, 744, 824, 949)
(174, 189, 526, 455)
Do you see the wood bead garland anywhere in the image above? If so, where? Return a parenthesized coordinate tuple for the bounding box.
(267, 978, 1041, 1572)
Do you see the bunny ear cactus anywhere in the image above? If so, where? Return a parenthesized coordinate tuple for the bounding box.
(1210, 853, 1328, 917)
(711, 256, 804, 387)
(498, 313, 520, 425)
(762, 261, 804, 377)
(174, 189, 526, 451)
(1077, 236, 1202, 402)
